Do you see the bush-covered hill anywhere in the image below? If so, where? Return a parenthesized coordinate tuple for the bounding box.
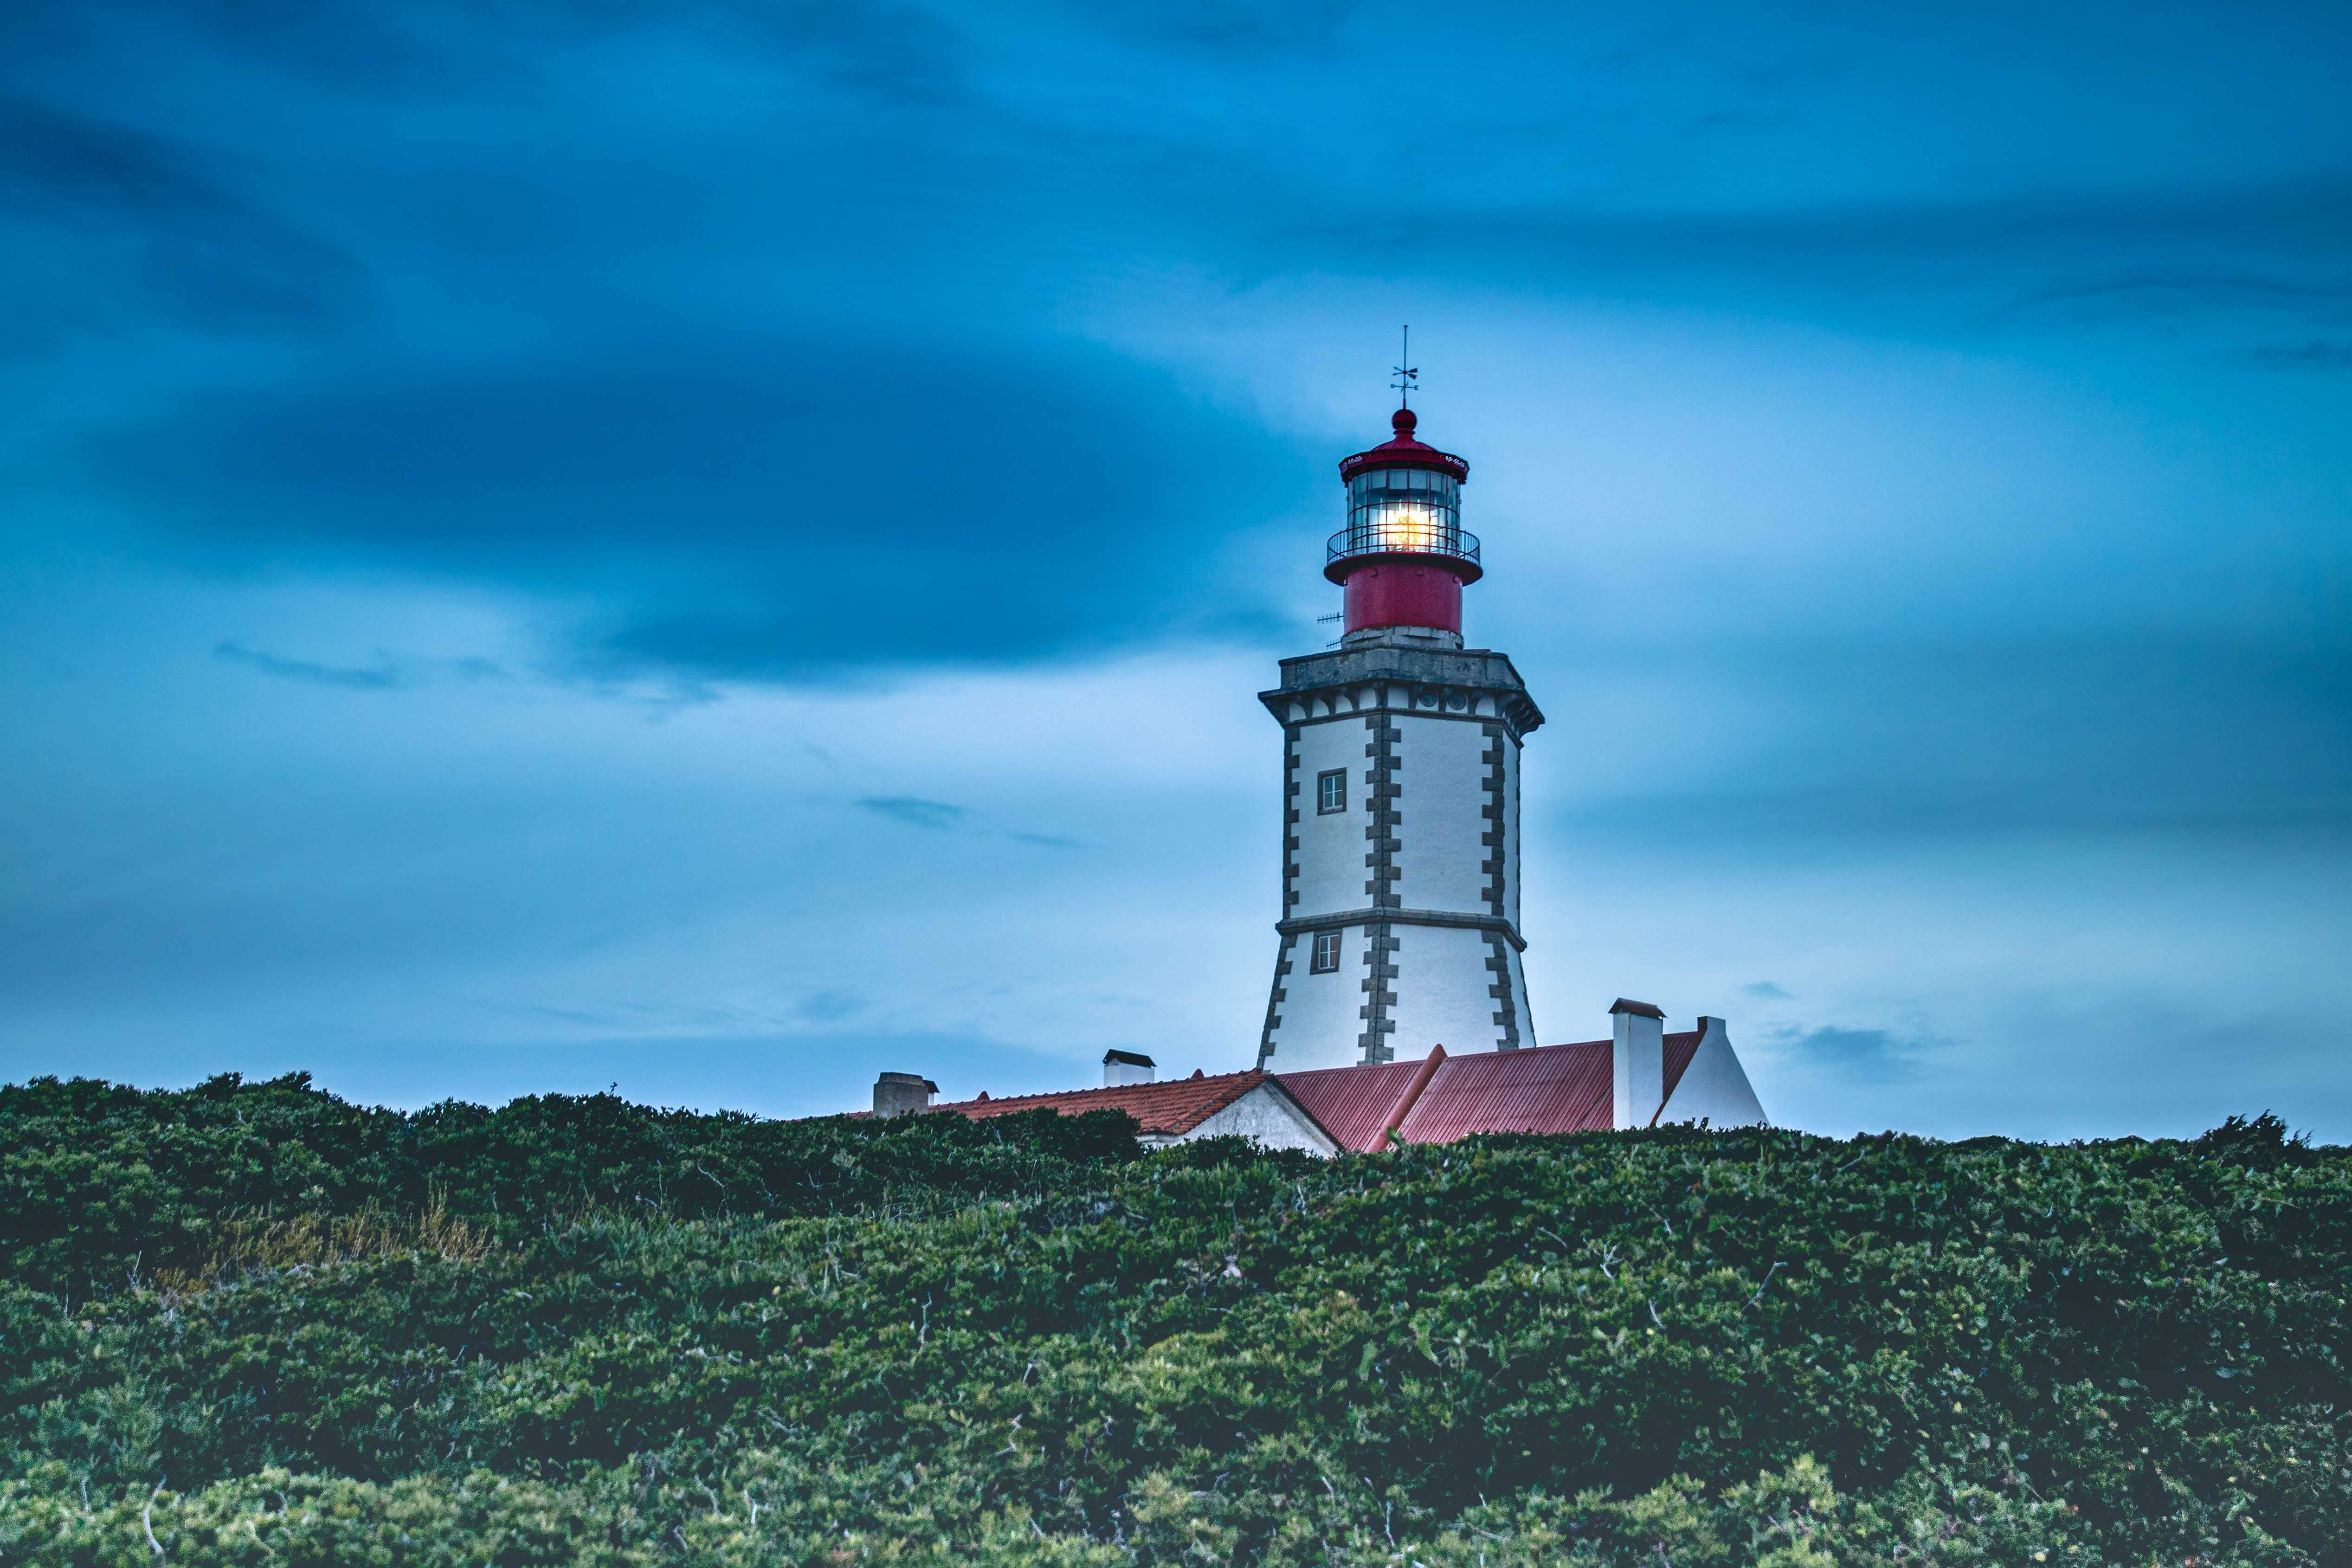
(1, 1075, 2346, 1566)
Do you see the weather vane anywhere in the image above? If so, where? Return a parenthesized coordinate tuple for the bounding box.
(1391, 324, 1418, 408)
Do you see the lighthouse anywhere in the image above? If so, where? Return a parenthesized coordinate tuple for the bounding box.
(1254, 403, 1544, 1072)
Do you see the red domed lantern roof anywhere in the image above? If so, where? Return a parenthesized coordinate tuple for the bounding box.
(1337, 407, 1469, 484)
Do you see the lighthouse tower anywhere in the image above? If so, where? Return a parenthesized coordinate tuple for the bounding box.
(1254, 405, 1544, 1072)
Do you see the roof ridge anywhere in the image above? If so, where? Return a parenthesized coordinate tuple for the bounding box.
(1533, 1032, 1701, 1052)
(934, 1069, 1262, 1111)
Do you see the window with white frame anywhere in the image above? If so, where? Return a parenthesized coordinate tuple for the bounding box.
(1316, 768, 1347, 814)
(1309, 929, 1341, 973)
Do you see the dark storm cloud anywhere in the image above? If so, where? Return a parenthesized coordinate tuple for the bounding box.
(742, 0, 971, 104)
(1280, 172, 2352, 334)
(0, 97, 233, 220)
(5, 0, 967, 102)
(84, 333, 1316, 672)
(1082, 0, 1361, 55)
(8, 0, 2343, 702)
(0, 97, 370, 344)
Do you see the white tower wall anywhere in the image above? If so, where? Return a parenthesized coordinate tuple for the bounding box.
(1383, 924, 1506, 1057)
(1391, 717, 1491, 913)
(1269, 921, 1362, 1053)
(1291, 718, 1369, 915)
(1256, 636, 1543, 1071)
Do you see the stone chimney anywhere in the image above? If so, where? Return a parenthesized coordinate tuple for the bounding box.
(1103, 1050, 1155, 1087)
(1610, 999, 1665, 1130)
(871, 1071, 938, 1118)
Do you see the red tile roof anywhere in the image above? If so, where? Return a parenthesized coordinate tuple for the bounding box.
(928, 1070, 1272, 1138)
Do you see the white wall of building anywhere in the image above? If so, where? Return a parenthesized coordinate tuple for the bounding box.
(1657, 1017, 1769, 1128)
(1158, 1083, 1338, 1154)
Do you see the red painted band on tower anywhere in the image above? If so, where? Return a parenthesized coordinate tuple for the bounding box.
(1340, 557, 1464, 636)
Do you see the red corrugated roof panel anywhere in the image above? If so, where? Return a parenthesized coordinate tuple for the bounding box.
(1396, 1040, 1612, 1141)
(1660, 1030, 1701, 1114)
(1383, 1031, 1705, 1143)
(1274, 1056, 1430, 1152)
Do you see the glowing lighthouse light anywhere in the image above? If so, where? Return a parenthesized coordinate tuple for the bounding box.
(1345, 462, 1458, 554)
(1327, 406, 1481, 643)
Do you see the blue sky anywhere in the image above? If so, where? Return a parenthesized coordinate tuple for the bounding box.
(3, 0, 2347, 1137)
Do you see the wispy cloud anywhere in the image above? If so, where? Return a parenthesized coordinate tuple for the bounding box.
(212, 643, 513, 690)
(1990, 268, 2352, 329)
(796, 989, 866, 1023)
(1742, 981, 1793, 1000)
(214, 641, 402, 690)
(2241, 340, 2352, 371)
(857, 796, 966, 830)
(1771, 1024, 1939, 1084)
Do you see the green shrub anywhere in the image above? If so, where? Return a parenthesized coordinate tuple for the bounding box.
(2, 1076, 2346, 1565)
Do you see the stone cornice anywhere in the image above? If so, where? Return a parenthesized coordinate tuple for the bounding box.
(1277, 906, 1527, 953)
(1259, 645, 1544, 740)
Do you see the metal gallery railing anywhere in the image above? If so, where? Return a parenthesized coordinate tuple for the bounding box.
(1327, 521, 1481, 568)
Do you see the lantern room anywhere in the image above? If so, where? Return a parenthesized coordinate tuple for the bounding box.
(1327, 408, 1482, 639)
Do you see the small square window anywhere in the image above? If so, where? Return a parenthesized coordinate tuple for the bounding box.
(1309, 930, 1341, 973)
(1316, 768, 1347, 814)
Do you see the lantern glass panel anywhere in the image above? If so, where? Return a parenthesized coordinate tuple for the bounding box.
(1347, 466, 1461, 557)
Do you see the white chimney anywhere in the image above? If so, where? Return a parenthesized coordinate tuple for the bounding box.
(871, 1071, 938, 1117)
(1610, 999, 1665, 1129)
(1103, 1050, 1156, 1087)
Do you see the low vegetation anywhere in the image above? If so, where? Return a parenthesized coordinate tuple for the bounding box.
(0, 1074, 2345, 1564)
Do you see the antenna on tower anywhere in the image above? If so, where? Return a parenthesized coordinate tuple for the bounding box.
(1391, 325, 1417, 408)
